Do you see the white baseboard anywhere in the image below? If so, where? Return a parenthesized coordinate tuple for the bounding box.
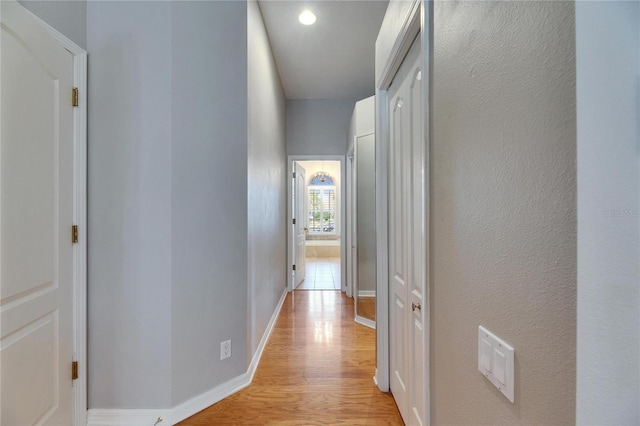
(247, 289, 287, 381)
(88, 289, 289, 426)
(171, 372, 251, 424)
(358, 290, 376, 298)
(354, 315, 376, 330)
(87, 409, 172, 426)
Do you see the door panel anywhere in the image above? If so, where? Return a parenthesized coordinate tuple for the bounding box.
(388, 35, 425, 426)
(294, 162, 307, 286)
(389, 74, 409, 416)
(1, 2, 75, 424)
(411, 315, 425, 424)
(408, 63, 425, 426)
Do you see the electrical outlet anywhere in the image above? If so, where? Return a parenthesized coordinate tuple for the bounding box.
(220, 340, 231, 360)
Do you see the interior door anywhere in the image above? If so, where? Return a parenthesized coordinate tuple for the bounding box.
(388, 36, 425, 426)
(1, 1, 76, 425)
(0, 1, 73, 425)
(294, 162, 307, 287)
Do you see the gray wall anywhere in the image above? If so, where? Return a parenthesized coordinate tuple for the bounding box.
(18, 0, 86, 49)
(431, 1, 576, 424)
(171, 1, 248, 406)
(88, 0, 251, 410)
(576, 2, 640, 423)
(287, 99, 357, 156)
(247, 0, 287, 356)
(87, 1, 173, 408)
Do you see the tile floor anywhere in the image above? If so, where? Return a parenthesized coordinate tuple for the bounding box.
(296, 257, 341, 290)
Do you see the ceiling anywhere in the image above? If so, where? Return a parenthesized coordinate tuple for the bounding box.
(258, 0, 389, 100)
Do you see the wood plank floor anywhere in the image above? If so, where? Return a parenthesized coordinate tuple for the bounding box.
(356, 297, 376, 322)
(178, 290, 403, 425)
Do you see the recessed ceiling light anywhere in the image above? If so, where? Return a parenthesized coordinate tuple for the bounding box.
(299, 10, 316, 26)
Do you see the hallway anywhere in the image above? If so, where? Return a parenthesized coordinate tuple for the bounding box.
(178, 291, 402, 425)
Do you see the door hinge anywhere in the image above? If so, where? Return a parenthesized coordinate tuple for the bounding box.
(292, 218, 296, 225)
(292, 264, 296, 271)
(72, 225, 79, 244)
(72, 361, 78, 380)
(293, 172, 296, 179)
(72, 88, 79, 107)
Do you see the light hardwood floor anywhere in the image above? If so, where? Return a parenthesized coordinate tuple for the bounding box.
(178, 290, 403, 425)
(357, 297, 376, 322)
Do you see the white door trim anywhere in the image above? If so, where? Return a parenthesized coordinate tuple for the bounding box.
(287, 155, 346, 292)
(346, 147, 355, 298)
(375, 4, 431, 424)
(8, 3, 88, 424)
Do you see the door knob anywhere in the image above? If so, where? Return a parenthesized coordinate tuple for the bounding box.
(412, 302, 421, 312)
(304, 227, 309, 234)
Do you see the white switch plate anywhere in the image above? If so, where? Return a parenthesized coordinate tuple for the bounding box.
(478, 326, 514, 403)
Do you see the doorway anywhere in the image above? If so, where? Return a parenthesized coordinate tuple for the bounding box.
(288, 156, 346, 293)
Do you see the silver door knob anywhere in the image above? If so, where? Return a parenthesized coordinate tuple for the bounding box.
(412, 302, 421, 312)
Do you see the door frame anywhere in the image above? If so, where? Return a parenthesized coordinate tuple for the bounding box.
(346, 146, 356, 298)
(2, 3, 88, 424)
(293, 162, 307, 288)
(287, 155, 346, 292)
(375, 0, 431, 421)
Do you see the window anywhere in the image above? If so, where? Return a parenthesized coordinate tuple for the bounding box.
(308, 172, 336, 234)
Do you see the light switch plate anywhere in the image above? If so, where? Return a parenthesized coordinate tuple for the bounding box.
(478, 326, 514, 403)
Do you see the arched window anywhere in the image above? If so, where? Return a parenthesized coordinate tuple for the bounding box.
(308, 172, 336, 234)
(310, 172, 334, 186)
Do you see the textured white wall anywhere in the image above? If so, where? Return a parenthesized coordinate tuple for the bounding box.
(576, 2, 640, 424)
(431, 1, 576, 423)
(247, 0, 287, 356)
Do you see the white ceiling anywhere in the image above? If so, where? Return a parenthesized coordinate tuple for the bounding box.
(258, 0, 389, 100)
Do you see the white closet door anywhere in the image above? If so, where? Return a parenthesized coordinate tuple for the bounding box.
(388, 35, 426, 426)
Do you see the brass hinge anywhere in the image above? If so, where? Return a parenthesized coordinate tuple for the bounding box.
(292, 218, 296, 225)
(72, 88, 79, 107)
(72, 225, 79, 244)
(292, 264, 296, 271)
(71, 361, 78, 380)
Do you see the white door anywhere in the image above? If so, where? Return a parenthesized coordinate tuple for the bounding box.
(1, 1, 76, 424)
(388, 36, 426, 426)
(294, 162, 307, 287)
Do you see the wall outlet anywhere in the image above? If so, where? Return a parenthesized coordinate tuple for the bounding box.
(220, 340, 231, 360)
